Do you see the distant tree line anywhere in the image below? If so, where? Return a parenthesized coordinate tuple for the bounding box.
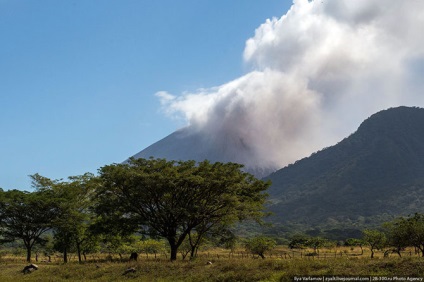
(287, 213, 424, 258)
(0, 158, 270, 262)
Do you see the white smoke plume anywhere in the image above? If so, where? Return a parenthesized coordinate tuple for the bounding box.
(156, 0, 424, 171)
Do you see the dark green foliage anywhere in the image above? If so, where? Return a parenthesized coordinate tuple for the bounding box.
(323, 228, 363, 240)
(288, 234, 333, 253)
(345, 238, 365, 246)
(345, 238, 365, 255)
(363, 229, 387, 258)
(1, 159, 270, 261)
(212, 228, 238, 251)
(385, 213, 424, 257)
(383, 219, 410, 257)
(31, 173, 101, 263)
(405, 213, 424, 257)
(95, 158, 270, 260)
(288, 234, 310, 249)
(265, 106, 424, 234)
(244, 236, 276, 258)
(0, 188, 60, 262)
(306, 237, 333, 252)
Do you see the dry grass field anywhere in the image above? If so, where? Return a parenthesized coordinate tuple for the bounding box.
(0, 247, 423, 281)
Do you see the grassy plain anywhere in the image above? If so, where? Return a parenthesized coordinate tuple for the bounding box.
(0, 247, 423, 282)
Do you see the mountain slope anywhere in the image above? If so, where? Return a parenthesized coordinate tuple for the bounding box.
(265, 106, 424, 231)
(130, 127, 276, 178)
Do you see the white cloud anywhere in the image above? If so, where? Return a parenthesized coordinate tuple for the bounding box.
(156, 0, 424, 170)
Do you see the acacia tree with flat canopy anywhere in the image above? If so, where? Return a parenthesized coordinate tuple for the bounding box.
(95, 158, 270, 261)
(31, 173, 100, 263)
(0, 188, 60, 262)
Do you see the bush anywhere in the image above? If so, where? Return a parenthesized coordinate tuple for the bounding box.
(244, 236, 276, 259)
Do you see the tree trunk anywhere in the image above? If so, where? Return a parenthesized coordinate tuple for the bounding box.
(168, 237, 181, 261)
(76, 241, 82, 263)
(168, 232, 189, 261)
(23, 239, 34, 262)
(188, 232, 202, 259)
(170, 247, 178, 261)
(26, 246, 32, 263)
(370, 250, 374, 259)
(181, 250, 189, 260)
(190, 246, 196, 259)
(64, 248, 68, 263)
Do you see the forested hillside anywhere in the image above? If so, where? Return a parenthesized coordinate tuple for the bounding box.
(265, 106, 424, 237)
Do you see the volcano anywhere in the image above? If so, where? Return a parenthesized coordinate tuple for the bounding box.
(130, 126, 277, 178)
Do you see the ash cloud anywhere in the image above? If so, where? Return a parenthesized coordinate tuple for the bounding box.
(156, 0, 424, 171)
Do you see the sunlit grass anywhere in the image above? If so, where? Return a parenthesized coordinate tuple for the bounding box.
(0, 247, 423, 282)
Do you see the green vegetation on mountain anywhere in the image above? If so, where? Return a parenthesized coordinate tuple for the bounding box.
(265, 106, 424, 237)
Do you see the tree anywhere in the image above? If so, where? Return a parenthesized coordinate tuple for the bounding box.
(395, 213, 424, 257)
(95, 158, 270, 260)
(405, 213, 424, 257)
(191, 225, 239, 259)
(381, 213, 424, 258)
(0, 189, 60, 262)
(245, 236, 276, 259)
(288, 235, 332, 254)
(79, 232, 101, 261)
(31, 173, 99, 263)
(363, 229, 386, 258)
(186, 222, 235, 259)
(383, 220, 410, 257)
(138, 238, 167, 259)
(288, 234, 310, 249)
(344, 238, 365, 255)
(305, 237, 331, 254)
(215, 228, 238, 252)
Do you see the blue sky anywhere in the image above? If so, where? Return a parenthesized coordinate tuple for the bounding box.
(0, 0, 292, 190)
